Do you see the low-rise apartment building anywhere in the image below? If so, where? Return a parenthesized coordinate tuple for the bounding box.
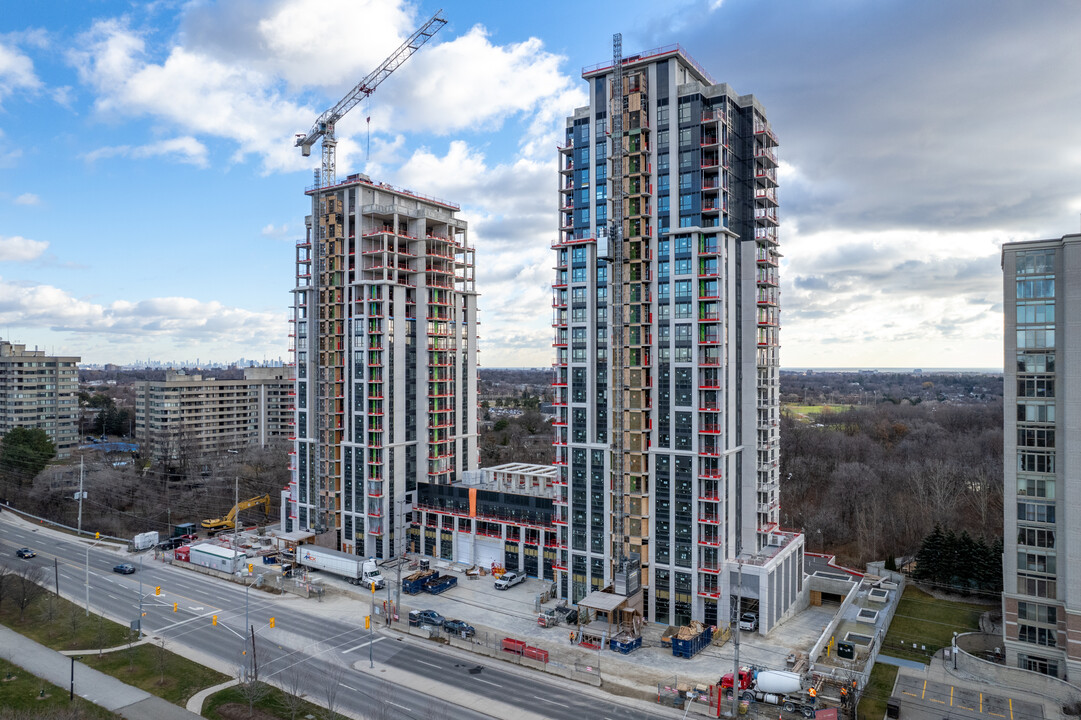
(136, 367, 293, 459)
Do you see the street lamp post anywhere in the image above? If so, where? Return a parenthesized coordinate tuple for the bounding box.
(69, 656, 82, 701)
(84, 539, 103, 617)
(244, 575, 265, 651)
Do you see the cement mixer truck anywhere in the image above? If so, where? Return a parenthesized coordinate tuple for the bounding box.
(720, 667, 816, 718)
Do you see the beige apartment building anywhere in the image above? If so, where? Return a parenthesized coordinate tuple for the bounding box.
(136, 367, 293, 460)
(0, 340, 80, 457)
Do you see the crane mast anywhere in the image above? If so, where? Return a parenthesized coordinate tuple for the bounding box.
(608, 33, 628, 575)
(295, 9, 447, 187)
(293, 11, 446, 537)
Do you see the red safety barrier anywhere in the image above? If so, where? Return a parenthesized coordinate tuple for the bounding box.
(501, 638, 526, 655)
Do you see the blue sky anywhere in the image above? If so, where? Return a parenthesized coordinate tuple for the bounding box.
(1, 0, 1079, 368)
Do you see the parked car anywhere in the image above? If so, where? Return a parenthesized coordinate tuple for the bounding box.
(494, 571, 525, 590)
(113, 563, 136, 575)
(15, 547, 35, 559)
(412, 609, 445, 627)
(738, 612, 758, 632)
(443, 619, 475, 637)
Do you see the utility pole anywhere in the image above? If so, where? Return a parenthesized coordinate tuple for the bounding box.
(731, 561, 743, 717)
(233, 476, 239, 554)
(250, 625, 258, 683)
(369, 583, 375, 669)
(77, 457, 84, 535)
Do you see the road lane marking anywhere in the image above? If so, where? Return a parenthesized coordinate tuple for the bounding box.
(930, 699, 945, 704)
(950, 686, 953, 706)
(415, 659, 441, 669)
(473, 678, 502, 687)
(387, 701, 412, 712)
(902, 692, 918, 697)
(341, 637, 385, 654)
(341, 684, 357, 691)
(1009, 697, 1013, 720)
(989, 713, 1005, 717)
(980, 693, 983, 713)
(922, 680, 927, 700)
(533, 696, 562, 706)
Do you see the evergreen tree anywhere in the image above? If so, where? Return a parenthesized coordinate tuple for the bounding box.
(0, 427, 56, 486)
(913, 525, 946, 582)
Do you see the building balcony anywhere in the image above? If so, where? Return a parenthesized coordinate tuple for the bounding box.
(754, 147, 778, 164)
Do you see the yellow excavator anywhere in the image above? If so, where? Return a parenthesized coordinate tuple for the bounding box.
(202, 494, 271, 532)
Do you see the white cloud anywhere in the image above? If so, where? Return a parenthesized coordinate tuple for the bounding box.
(260, 223, 289, 238)
(0, 40, 41, 106)
(14, 193, 40, 206)
(83, 136, 209, 167)
(0, 277, 283, 344)
(0, 235, 48, 261)
(780, 228, 1017, 368)
(395, 141, 556, 366)
(67, 4, 586, 174)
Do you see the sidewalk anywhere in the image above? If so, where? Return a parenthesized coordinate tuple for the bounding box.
(0, 625, 205, 720)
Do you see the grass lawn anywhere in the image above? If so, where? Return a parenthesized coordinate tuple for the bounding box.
(783, 404, 852, 420)
(0, 591, 132, 651)
(87, 642, 230, 706)
(203, 682, 329, 720)
(1, 589, 229, 706)
(0, 655, 119, 719)
(858, 662, 898, 720)
(881, 585, 984, 663)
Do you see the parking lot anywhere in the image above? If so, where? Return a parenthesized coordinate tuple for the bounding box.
(892, 674, 1044, 720)
(303, 558, 836, 693)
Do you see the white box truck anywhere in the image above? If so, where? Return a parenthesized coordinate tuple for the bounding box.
(297, 546, 385, 588)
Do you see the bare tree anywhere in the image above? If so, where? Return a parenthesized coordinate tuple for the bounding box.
(235, 662, 271, 716)
(426, 695, 452, 720)
(154, 636, 169, 685)
(0, 560, 13, 612)
(125, 628, 139, 672)
(323, 663, 347, 720)
(94, 613, 107, 657)
(38, 592, 58, 627)
(13, 563, 46, 621)
(67, 602, 81, 642)
(278, 664, 310, 720)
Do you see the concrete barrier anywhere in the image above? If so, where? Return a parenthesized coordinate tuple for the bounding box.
(954, 632, 1081, 707)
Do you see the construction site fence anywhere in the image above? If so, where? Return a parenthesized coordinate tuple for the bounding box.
(397, 623, 601, 687)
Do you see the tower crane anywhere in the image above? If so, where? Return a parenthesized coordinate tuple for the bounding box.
(295, 10, 447, 187)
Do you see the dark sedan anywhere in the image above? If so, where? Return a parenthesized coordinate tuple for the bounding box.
(113, 563, 136, 574)
(15, 547, 35, 559)
(443, 619, 475, 637)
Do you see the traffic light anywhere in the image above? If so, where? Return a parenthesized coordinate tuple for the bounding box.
(365, 615, 370, 629)
(173, 602, 178, 613)
(212, 615, 218, 626)
(154, 586, 161, 596)
(248, 563, 254, 573)
(269, 617, 275, 629)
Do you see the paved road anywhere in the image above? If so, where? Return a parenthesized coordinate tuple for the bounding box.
(1, 515, 676, 720)
(892, 674, 1044, 720)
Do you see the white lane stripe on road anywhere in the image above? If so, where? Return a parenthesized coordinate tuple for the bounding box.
(533, 695, 562, 706)
(415, 659, 442, 669)
(387, 701, 413, 712)
(473, 678, 502, 687)
(341, 637, 386, 654)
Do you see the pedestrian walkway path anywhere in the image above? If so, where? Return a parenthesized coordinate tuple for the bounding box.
(876, 654, 927, 671)
(0, 625, 205, 720)
(187, 679, 239, 714)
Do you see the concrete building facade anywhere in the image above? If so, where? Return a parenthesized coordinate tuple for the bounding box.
(1002, 234, 1080, 679)
(552, 44, 802, 631)
(135, 367, 293, 459)
(0, 341, 79, 458)
(288, 173, 478, 561)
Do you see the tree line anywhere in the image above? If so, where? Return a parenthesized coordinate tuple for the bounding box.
(780, 401, 1003, 567)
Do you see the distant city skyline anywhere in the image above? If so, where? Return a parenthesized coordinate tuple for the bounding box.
(2, 1, 1079, 367)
